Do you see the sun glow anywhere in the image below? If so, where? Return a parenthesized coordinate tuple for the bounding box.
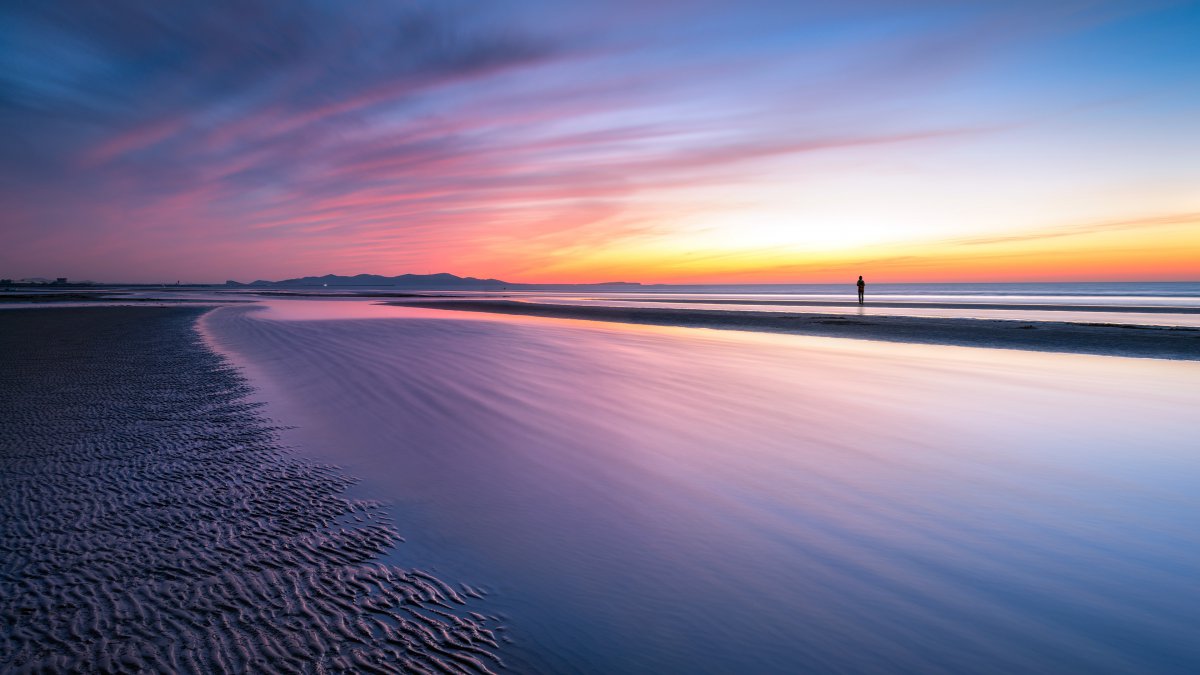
(3, 2, 1199, 284)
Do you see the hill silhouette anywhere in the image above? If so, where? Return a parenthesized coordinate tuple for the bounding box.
(225, 273, 508, 289)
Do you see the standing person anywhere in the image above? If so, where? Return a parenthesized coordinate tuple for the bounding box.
(856, 275, 865, 304)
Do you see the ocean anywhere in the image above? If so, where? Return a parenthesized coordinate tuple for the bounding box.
(200, 295, 1200, 673)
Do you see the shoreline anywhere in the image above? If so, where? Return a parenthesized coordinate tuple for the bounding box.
(606, 297, 1200, 314)
(195, 296, 1200, 672)
(389, 300, 1200, 360)
(0, 293, 245, 304)
(0, 306, 502, 672)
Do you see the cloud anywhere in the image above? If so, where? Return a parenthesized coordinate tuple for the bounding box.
(0, 0, 1189, 282)
(943, 212, 1200, 247)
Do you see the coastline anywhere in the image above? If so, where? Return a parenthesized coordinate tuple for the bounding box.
(389, 300, 1200, 360)
(0, 306, 502, 673)
(194, 298, 1200, 673)
(604, 297, 1200, 314)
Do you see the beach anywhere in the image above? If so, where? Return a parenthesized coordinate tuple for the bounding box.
(3, 298, 1200, 673)
(0, 307, 502, 673)
(389, 299, 1200, 360)
(9, 1, 1199, 670)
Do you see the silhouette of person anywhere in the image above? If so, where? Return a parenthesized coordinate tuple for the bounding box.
(856, 276, 865, 304)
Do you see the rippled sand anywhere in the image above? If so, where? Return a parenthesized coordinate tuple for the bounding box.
(0, 307, 502, 673)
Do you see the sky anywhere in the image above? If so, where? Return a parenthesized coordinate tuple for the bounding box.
(1, 0, 1198, 284)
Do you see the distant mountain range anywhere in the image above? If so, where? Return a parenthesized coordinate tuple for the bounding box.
(225, 273, 507, 288)
(224, 273, 645, 289)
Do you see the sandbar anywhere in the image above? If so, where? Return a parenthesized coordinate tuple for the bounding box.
(390, 299, 1200, 360)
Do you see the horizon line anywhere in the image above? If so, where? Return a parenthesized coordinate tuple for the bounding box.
(8, 276, 1200, 287)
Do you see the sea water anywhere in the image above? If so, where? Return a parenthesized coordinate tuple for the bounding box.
(205, 299, 1200, 673)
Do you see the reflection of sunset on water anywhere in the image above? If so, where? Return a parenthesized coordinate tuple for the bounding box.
(204, 300, 1200, 673)
(6, 1, 1200, 671)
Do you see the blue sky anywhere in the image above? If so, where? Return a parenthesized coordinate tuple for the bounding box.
(1, 0, 1197, 282)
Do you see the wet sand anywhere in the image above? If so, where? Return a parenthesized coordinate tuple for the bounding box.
(0, 307, 502, 673)
(0, 293, 242, 304)
(391, 299, 1200, 360)
(605, 296, 1200, 313)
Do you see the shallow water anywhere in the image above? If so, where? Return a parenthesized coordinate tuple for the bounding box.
(205, 300, 1200, 673)
(12, 281, 1200, 327)
(502, 295, 1200, 327)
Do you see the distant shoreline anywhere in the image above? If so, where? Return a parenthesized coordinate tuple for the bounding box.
(389, 300, 1200, 360)
(597, 297, 1200, 314)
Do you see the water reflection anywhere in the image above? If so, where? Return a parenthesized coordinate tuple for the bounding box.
(506, 296, 1200, 327)
(205, 302, 1200, 673)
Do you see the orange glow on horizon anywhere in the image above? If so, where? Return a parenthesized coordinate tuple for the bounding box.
(458, 211, 1200, 285)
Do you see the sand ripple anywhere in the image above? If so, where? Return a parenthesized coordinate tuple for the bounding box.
(0, 307, 502, 673)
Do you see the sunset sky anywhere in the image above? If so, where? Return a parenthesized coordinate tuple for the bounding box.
(2, 1, 1198, 284)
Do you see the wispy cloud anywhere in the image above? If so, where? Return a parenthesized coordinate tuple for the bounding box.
(1, 0, 1195, 281)
(943, 212, 1200, 247)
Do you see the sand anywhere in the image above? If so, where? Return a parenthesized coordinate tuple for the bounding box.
(608, 296, 1200, 313)
(0, 307, 502, 673)
(8, 300, 1199, 672)
(390, 299, 1200, 360)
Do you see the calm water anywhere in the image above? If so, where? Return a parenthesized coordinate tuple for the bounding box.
(486, 296, 1200, 327)
(14, 281, 1197, 325)
(205, 300, 1200, 673)
(494, 281, 1200, 327)
(343, 281, 1195, 298)
(609, 281, 1200, 297)
(505, 281, 1200, 300)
